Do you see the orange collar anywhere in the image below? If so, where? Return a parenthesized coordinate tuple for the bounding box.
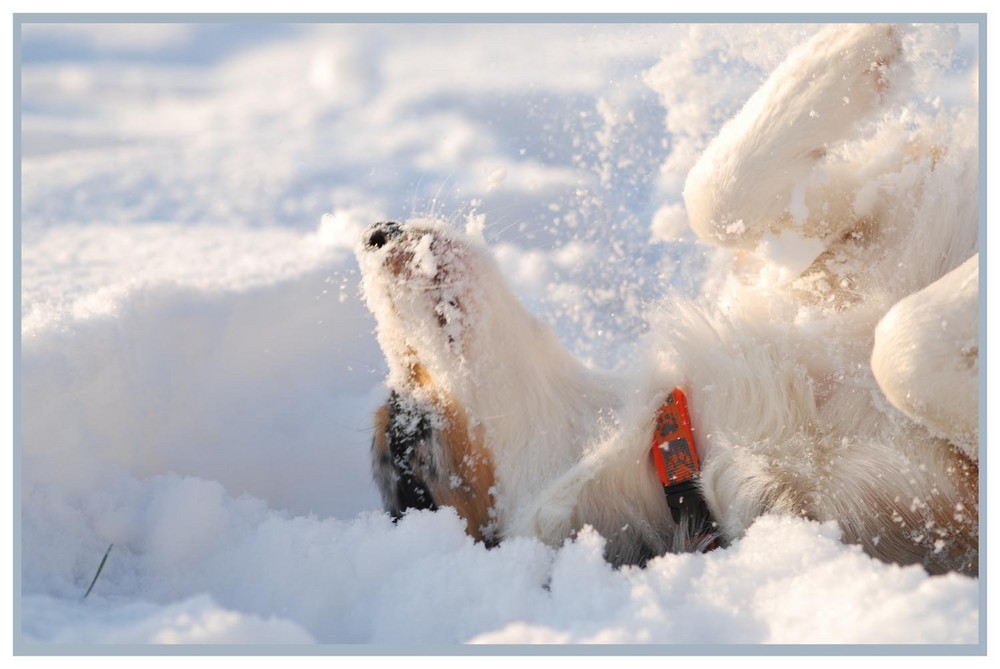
(650, 388, 718, 551)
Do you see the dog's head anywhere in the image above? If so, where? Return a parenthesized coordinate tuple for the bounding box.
(357, 219, 509, 397)
(359, 221, 504, 543)
(357, 220, 673, 559)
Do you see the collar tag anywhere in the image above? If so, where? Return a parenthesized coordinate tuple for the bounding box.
(650, 388, 718, 551)
(650, 388, 701, 486)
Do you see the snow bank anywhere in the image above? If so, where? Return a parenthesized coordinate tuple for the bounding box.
(21, 501, 980, 645)
(17, 21, 981, 648)
(21, 594, 316, 645)
(22, 224, 385, 520)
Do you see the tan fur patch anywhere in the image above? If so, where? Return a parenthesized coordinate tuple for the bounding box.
(372, 403, 390, 465)
(407, 357, 434, 390)
(427, 400, 498, 545)
(847, 445, 979, 575)
(398, 359, 498, 544)
(905, 141, 944, 169)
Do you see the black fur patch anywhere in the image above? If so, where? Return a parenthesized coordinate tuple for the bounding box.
(372, 390, 439, 518)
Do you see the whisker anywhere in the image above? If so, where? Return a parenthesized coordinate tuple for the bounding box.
(409, 174, 426, 220)
(430, 171, 458, 219)
(490, 216, 525, 239)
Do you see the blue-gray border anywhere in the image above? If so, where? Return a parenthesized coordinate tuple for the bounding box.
(10, 11, 987, 657)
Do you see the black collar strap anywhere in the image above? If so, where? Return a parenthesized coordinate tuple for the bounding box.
(650, 388, 718, 551)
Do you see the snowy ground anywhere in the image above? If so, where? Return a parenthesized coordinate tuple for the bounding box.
(16, 21, 982, 648)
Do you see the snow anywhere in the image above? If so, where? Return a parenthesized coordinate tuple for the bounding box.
(755, 231, 828, 285)
(16, 21, 981, 648)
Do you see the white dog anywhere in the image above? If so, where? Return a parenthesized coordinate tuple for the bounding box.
(357, 24, 979, 575)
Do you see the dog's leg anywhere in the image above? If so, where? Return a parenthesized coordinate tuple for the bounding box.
(683, 24, 902, 249)
(871, 253, 979, 459)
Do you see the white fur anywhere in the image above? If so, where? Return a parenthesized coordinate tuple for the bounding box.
(358, 24, 979, 573)
(872, 253, 979, 458)
(683, 24, 903, 248)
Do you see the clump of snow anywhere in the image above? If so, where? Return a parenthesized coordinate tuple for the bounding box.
(649, 202, 690, 242)
(486, 166, 508, 192)
(755, 230, 828, 284)
(411, 233, 439, 278)
(724, 219, 747, 237)
(464, 211, 487, 244)
(17, 21, 981, 648)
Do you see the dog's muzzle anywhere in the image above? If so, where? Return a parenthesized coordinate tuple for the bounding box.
(365, 221, 403, 249)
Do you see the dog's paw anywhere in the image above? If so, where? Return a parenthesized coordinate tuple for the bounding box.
(872, 254, 979, 458)
(684, 24, 904, 249)
(809, 24, 901, 127)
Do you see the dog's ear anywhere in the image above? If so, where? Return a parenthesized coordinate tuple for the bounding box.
(371, 391, 439, 518)
(371, 389, 499, 546)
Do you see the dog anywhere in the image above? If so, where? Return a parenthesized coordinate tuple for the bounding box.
(357, 24, 979, 575)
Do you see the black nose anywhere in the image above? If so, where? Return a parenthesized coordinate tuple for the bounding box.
(366, 221, 402, 249)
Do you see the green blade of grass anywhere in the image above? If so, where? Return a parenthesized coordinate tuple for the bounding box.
(82, 543, 113, 600)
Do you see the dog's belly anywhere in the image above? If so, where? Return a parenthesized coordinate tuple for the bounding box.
(656, 301, 978, 575)
(695, 367, 979, 575)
